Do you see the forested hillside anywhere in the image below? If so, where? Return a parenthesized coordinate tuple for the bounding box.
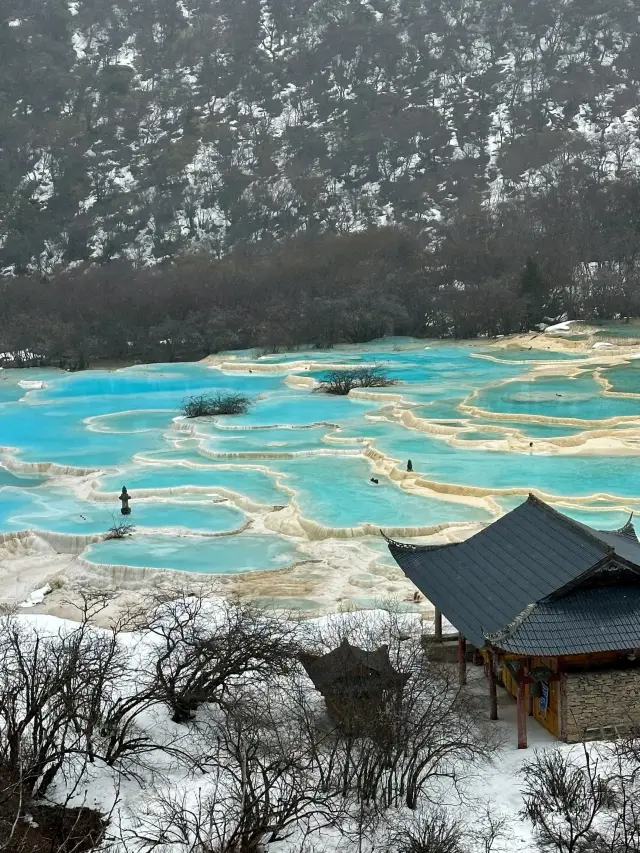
(1, 0, 639, 361)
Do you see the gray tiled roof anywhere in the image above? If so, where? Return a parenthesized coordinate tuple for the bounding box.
(612, 515, 638, 543)
(487, 586, 640, 655)
(582, 523, 640, 565)
(387, 495, 640, 650)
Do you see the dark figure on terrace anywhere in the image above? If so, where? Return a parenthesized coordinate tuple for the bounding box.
(119, 486, 131, 515)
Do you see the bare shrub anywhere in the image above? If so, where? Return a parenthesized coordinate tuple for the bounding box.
(383, 806, 507, 853)
(104, 521, 135, 540)
(385, 810, 466, 853)
(315, 367, 396, 395)
(472, 807, 509, 853)
(592, 736, 640, 853)
(181, 393, 251, 418)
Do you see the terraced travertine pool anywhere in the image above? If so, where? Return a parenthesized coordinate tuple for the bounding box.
(1, 338, 640, 611)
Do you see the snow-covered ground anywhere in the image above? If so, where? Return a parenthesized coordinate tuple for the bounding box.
(9, 604, 585, 853)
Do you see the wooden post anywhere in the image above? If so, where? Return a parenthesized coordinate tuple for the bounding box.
(556, 657, 563, 740)
(517, 675, 528, 749)
(434, 608, 442, 642)
(488, 651, 498, 721)
(458, 635, 467, 687)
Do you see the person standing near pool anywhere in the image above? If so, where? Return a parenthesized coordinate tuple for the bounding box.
(407, 459, 413, 472)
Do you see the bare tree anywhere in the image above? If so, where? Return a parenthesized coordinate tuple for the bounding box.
(311, 655, 496, 810)
(315, 367, 397, 396)
(181, 394, 252, 418)
(144, 594, 299, 723)
(521, 745, 616, 853)
(0, 611, 104, 798)
(0, 594, 169, 797)
(125, 681, 346, 853)
(0, 601, 122, 853)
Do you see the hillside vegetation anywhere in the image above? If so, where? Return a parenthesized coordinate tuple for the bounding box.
(1, 0, 639, 362)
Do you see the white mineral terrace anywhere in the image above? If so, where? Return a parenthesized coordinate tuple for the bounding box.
(1, 328, 640, 623)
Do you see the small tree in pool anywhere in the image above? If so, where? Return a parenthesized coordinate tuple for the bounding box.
(316, 366, 397, 395)
(105, 521, 135, 540)
(181, 393, 252, 418)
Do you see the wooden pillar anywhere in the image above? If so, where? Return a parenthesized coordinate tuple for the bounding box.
(517, 675, 528, 749)
(556, 657, 563, 740)
(458, 635, 467, 687)
(434, 608, 443, 642)
(488, 651, 498, 721)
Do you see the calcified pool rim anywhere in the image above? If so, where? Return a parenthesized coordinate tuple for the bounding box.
(0, 333, 640, 613)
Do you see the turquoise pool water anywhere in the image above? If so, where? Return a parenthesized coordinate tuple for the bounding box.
(84, 533, 300, 573)
(188, 424, 332, 455)
(591, 321, 640, 339)
(89, 410, 178, 433)
(5, 489, 244, 535)
(473, 374, 640, 421)
(603, 362, 640, 394)
(273, 456, 491, 529)
(217, 393, 374, 428)
(456, 431, 503, 441)
(373, 423, 640, 498)
(494, 496, 634, 530)
(97, 464, 285, 505)
(0, 340, 639, 575)
(508, 423, 588, 438)
(474, 349, 581, 362)
(0, 467, 45, 488)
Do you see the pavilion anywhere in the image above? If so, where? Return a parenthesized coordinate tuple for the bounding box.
(386, 494, 640, 747)
(300, 639, 409, 734)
